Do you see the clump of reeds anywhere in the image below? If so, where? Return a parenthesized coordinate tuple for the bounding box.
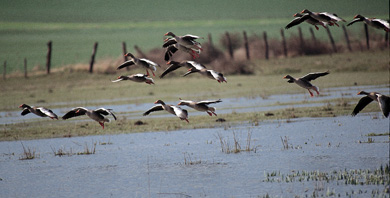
(280, 136, 291, 150)
(51, 146, 73, 157)
(77, 141, 97, 155)
(183, 152, 202, 165)
(217, 129, 258, 154)
(19, 142, 38, 160)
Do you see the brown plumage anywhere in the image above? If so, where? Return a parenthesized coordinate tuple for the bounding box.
(111, 74, 154, 85)
(19, 104, 58, 120)
(62, 107, 117, 129)
(352, 91, 390, 118)
(143, 100, 189, 123)
(117, 53, 160, 77)
(283, 71, 329, 97)
(347, 15, 389, 32)
(178, 99, 222, 116)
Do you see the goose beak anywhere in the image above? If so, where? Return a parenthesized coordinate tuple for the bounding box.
(283, 76, 287, 79)
(166, 61, 171, 65)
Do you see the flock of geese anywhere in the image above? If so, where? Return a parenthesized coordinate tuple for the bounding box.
(19, 10, 390, 129)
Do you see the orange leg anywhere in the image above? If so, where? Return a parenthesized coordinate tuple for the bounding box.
(99, 122, 105, 129)
(315, 25, 319, 30)
(308, 89, 314, 97)
(207, 111, 212, 116)
(212, 112, 218, 116)
(185, 118, 189, 123)
(150, 70, 155, 77)
(145, 70, 150, 77)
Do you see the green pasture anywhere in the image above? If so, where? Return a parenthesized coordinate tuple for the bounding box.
(0, 0, 388, 73)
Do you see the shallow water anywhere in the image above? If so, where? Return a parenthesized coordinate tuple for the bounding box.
(1, 84, 388, 124)
(0, 113, 388, 197)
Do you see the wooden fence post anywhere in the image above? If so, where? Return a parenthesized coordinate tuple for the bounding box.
(208, 33, 213, 48)
(342, 25, 352, 52)
(263, 31, 269, 60)
(364, 24, 369, 50)
(243, 31, 250, 60)
(309, 27, 316, 43)
(89, 42, 98, 73)
(3, 61, 6, 80)
(46, 41, 52, 74)
(225, 31, 234, 59)
(24, 58, 27, 78)
(298, 27, 304, 55)
(134, 45, 147, 58)
(326, 27, 337, 53)
(122, 42, 130, 70)
(280, 29, 287, 57)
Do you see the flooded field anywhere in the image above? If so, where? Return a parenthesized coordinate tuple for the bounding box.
(0, 113, 389, 197)
(1, 84, 388, 125)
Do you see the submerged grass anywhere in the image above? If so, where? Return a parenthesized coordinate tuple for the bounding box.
(1, 98, 386, 141)
(19, 142, 38, 160)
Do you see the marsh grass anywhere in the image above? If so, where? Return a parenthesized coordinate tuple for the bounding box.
(1, 99, 384, 141)
(217, 130, 258, 154)
(51, 146, 73, 157)
(183, 152, 202, 166)
(19, 142, 38, 160)
(77, 141, 97, 155)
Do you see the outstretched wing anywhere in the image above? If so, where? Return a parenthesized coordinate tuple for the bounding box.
(37, 107, 58, 119)
(62, 107, 87, 120)
(347, 18, 362, 26)
(187, 61, 206, 70)
(160, 62, 182, 78)
(182, 34, 203, 40)
(171, 106, 188, 119)
(111, 78, 124, 83)
(197, 99, 222, 105)
(21, 108, 31, 116)
(351, 96, 374, 116)
(143, 105, 164, 116)
(94, 108, 117, 120)
(162, 38, 177, 48)
(300, 71, 329, 82)
(139, 59, 160, 71)
(377, 94, 390, 118)
(164, 45, 178, 61)
(117, 60, 135, 70)
(182, 69, 198, 77)
(285, 15, 309, 29)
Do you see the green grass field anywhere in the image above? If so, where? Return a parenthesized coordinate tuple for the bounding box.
(0, 0, 388, 73)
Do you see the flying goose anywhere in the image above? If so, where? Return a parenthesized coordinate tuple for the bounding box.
(111, 74, 154, 85)
(117, 53, 160, 77)
(164, 32, 203, 51)
(301, 9, 345, 27)
(160, 61, 204, 78)
(285, 13, 327, 30)
(62, 107, 117, 129)
(19, 104, 58, 120)
(163, 38, 201, 61)
(178, 99, 222, 116)
(283, 71, 329, 97)
(352, 91, 390, 118)
(143, 100, 189, 123)
(347, 15, 389, 32)
(183, 63, 227, 83)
